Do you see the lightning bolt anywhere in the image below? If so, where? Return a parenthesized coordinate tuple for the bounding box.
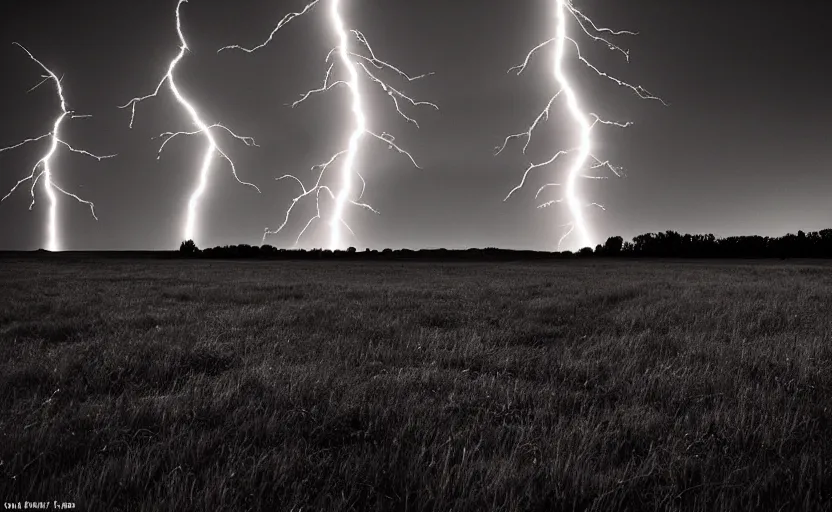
(498, 0, 665, 250)
(0, 43, 115, 252)
(221, 0, 437, 250)
(120, 0, 260, 245)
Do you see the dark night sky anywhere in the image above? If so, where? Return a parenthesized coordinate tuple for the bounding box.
(0, 0, 829, 251)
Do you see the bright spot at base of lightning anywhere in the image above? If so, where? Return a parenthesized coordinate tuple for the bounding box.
(498, 0, 666, 251)
(120, 0, 260, 246)
(221, 0, 437, 251)
(0, 43, 115, 252)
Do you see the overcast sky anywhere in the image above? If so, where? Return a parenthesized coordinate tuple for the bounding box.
(0, 0, 829, 251)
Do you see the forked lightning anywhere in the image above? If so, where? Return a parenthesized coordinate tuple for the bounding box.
(120, 0, 260, 245)
(498, 0, 665, 250)
(221, 0, 437, 250)
(0, 43, 115, 251)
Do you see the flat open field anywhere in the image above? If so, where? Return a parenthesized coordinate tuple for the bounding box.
(1, 258, 831, 510)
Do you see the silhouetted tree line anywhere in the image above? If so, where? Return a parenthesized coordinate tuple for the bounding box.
(178, 229, 832, 260)
(178, 240, 577, 261)
(592, 229, 832, 258)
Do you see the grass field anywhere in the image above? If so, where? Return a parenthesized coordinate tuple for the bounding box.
(1, 257, 831, 510)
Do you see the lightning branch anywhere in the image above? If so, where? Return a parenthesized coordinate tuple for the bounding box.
(221, 0, 437, 250)
(0, 43, 115, 251)
(497, 0, 665, 250)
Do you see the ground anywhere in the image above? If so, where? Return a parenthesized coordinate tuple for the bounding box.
(1, 257, 831, 510)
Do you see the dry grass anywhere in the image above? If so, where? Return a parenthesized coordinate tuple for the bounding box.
(1, 258, 831, 510)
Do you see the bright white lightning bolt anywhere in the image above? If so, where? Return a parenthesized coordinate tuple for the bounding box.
(0, 43, 115, 252)
(498, 0, 665, 250)
(120, 0, 260, 245)
(221, 0, 437, 250)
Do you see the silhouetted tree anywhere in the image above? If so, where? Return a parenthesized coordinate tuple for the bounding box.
(179, 240, 199, 255)
(603, 236, 624, 255)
